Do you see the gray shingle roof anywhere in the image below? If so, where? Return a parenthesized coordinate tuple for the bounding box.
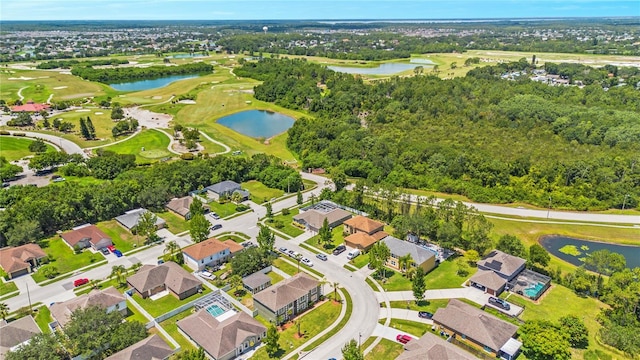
(293, 208, 352, 230)
(477, 250, 526, 278)
(396, 332, 476, 360)
(205, 180, 241, 195)
(126, 262, 201, 296)
(243, 272, 271, 290)
(50, 287, 125, 327)
(383, 236, 435, 265)
(105, 334, 173, 360)
(115, 208, 166, 230)
(432, 299, 518, 351)
(253, 272, 319, 311)
(469, 270, 507, 291)
(0, 315, 41, 356)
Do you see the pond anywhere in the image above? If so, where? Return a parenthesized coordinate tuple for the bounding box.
(172, 53, 206, 59)
(109, 74, 198, 92)
(539, 235, 640, 269)
(328, 62, 422, 75)
(216, 110, 295, 138)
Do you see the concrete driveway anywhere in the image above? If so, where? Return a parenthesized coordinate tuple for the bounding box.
(380, 308, 434, 325)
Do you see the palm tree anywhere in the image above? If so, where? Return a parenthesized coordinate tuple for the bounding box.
(406, 266, 417, 281)
(293, 318, 302, 338)
(229, 275, 243, 296)
(90, 279, 100, 289)
(110, 265, 126, 285)
(164, 240, 180, 262)
(399, 254, 414, 275)
(131, 262, 142, 273)
(295, 254, 303, 273)
(332, 281, 340, 302)
(0, 302, 9, 320)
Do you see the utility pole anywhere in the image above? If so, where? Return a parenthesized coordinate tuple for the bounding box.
(622, 194, 630, 210)
(547, 196, 552, 219)
(26, 282, 33, 314)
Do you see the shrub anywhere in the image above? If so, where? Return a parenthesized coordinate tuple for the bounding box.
(181, 153, 195, 160)
(0, 130, 10, 135)
(281, 208, 290, 215)
(235, 204, 250, 212)
(12, 132, 26, 137)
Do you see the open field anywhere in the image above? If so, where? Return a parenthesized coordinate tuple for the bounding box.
(242, 180, 284, 203)
(49, 108, 116, 147)
(0, 135, 56, 161)
(101, 129, 171, 163)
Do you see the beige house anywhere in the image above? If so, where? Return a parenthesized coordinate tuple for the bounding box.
(61, 224, 112, 251)
(293, 208, 352, 232)
(182, 237, 244, 271)
(105, 334, 173, 360)
(253, 272, 321, 324)
(127, 262, 201, 300)
(0, 244, 47, 279)
(468, 270, 507, 296)
(165, 196, 209, 220)
(396, 332, 476, 360)
(477, 250, 526, 281)
(178, 310, 266, 360)
(382, 236, 437, 273)
(0, 316, 42, 357)
(50, 287, 127, 328)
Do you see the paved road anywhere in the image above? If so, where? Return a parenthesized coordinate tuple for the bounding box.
(5, 130, 86, 157)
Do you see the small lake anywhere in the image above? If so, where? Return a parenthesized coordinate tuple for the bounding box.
(328, 59, 435, 75)
(109, 74, 198, 92)
(217, 110, 295, 138)
(539, 235, 640, 269)
(172, 53, 206, 59)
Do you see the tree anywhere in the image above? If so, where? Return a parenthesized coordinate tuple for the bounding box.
(341, 339, 364, 360)
(450, 62, 457, 69)
(175, 347, 206, 360)
(6, 332, 68, 360)
(265, 325, 280, 357)
(189, 197, 204, 218)
(296, 190, 303, 205)
(399, 254, 413, 274)
(464, 249, 480, 264)
(79, 117, 90, 139)
(111, 105, 124, 120)
(0, 302, 8, 320)
(519, 320, 571, 360)
(110, 264, 127, 285)
(318, 218, 332, 248)
(5, 220, 43, 247)
(28, 139, 47, 153)
(135, 210, 158, 246)
(86, 116, 96, 139)
(257, 225, 276, 254)
(583, 249, 626, 276)
(559, 315, 589, 348)
(39, 265, 58, 279)
(229, 275, 243, 294)
(293, 317, 302, 337)
(265, 202, 273, 219)
(231, 191, 243, 204)
(164, 240, 180, 262)
(497, 234, 527, 258)
(529, 244, 551, 268)
(369, 241, 390, 279)
(412, 267, 426, 303)
(189, 213, 210, 243)
(295, 253, 303, 273)
(331, 168, 347, 191)
(231, 247, 271, 277)
(456, 257, 470, 277)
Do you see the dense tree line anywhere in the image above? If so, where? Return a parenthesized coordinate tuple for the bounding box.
(0, 154, 301, 246)
(70, 62, 213, 83)
(36, 58, 129, 69)
(237, 58, 640, 210)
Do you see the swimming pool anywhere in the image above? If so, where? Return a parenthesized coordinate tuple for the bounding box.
(524, 283, 545, 298)
(206, 304, 225, 317)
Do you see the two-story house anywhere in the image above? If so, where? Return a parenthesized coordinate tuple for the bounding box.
(182, 238, 244, 271)
(382, 236, 437, 273)
(253, 272, 321, 324)
(343, 215, 388, 251)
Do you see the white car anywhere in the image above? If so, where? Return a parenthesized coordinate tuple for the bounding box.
(301, 258, 314, 267)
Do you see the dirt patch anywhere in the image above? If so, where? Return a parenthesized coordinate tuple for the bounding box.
(53, 86, 68, 90)
(8, 76, 35, 80)
(61, 93, 94, 100)
(152, 96, 162, 100)
(178, 100, 196, 104)
(124, 107, 172, 129)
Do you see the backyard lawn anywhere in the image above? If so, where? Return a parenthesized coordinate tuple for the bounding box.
(0, 136, 56, 161)
(34, 306, 52, 333)
(305, 226, 345, 253)
(100, 129, 172, 164)
(0, 281, 18, 296)
(155, 210, 189, 234)
(132, 287, 211, 318)
(266, 270, 285, 284)
(125, 303, 150, 324)
(242, 180, 284, 203)
(424, 259, 476, 289)
(97, 219, 139, 253)
(32, 237, 105, 283)
(382, 318, 428, 338)
(158, 309, 197, 351)
(218, 234, 246, 243)
(269, 208, 305, 237)
(251, 299, 343, 360)
(365, 338, 404, 360)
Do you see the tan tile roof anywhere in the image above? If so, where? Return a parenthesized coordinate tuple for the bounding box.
(105, 334, 173, 360)
(0, 244, 46, 273)
(292, 208, 352, 230)
(182, 238, 229, 261)
(253, 272, 319, 312)
(222, 239, 244, 254)
(61, 224, 111, 247)
(126, 262, 200, 296)
(345, 232, 378, 249)
(432, 299, 518, 351)
(178, 310, 266, 359)
(344, 215, 385, 234)
(0, 315, 41, 356)
(396, 332, 476, 360)
(50, 287, 125, 327)
(469, 270, 507, 291)
(477, 250, 526, 278)
(165, 196, 194, 218)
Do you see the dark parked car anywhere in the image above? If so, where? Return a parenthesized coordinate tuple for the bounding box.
(418, 311, 433, 319)
(114, 249, 123, 257)
(488, 296, 511, 310)
(332, 245, 346, 255)
(316, 253, 328, 261)
(211, 224, 223, 231)
(100, 247, 110, 255)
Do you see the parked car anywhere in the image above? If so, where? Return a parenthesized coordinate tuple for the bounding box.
(73, 278, 89, 287)
(210, 224, 223, 231)
(287, 250, 296, 257)
(100, 247, 110, 255)
(346, 249, 360, 260)
(114, 249, 123, 257)
(208, 212, 220, 220)
(488, 296, 511, 311)
(316, 253, 328, 261)
(332, 245, 346, 255)
(52, 177, 66, 183)
(301, 258, 314, 267)
(157, 259, 165, 265)
(107, 245, 116, 253)
(396, 334, 412, 344)
(2, 182, 10, 188)
(279, 247, 288, 254)
(418, 311, 433, 319)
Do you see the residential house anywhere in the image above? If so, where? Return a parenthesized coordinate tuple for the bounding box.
(432, 299, 521, 360)
(395, 332, 476, 360)
(382, 236, 437, 273)
(178, 310, 266, 360)
(477, 250, 526, 281)
(468, 270, 508, 296)
(165, 196, 209, 220)
(344, 231, 388, 252)
(253, 272, 321, 324)
(0, 244, 47, 279)
(182, 238, 244, 271)
(105, 334, 173, 360)
(205, 180, 249, 202)
(243, 271, 271, 295)
(115, 208, 166, 233)
(343, 215, 385, 236)
(0, 316, 42, 357)
(50, 287, 127, 328)
(127, 262, 202, 300)
(292, 208, 352, 232)
(61, 224, 112, 251)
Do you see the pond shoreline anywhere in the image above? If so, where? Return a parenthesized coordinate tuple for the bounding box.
(539, 234, 640, 269)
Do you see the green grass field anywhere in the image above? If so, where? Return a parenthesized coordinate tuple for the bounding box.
(365, 338, 404, 360)
(0, 136, 56, 161)
(383, 318, 428, 338)
(305, 226, 345, 253)
(133, 286, 211, 318)
(242, 180, 284, 203)
(389, 299, 450, 313)
(0, 281, 18, 296)
(100, 129, 171, 163)
(49, 108, 117, 147)
(424, 259, 477, 289)
(158, 309, 196, 352)
(269, 208, 305, 237)
(207, 201, 239, 218)
(97, 219, 140, 253)
(155, 210, 189, 234)
(34, 306, 52, 333)
(31, 237, 106, 283)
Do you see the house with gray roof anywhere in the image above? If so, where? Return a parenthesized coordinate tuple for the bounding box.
(293, 208, 352, 232)
(50, 287, 126, 328)
(432, 299, 521, 360)
(253, 272, 321, 324)
(178, 310, 266, 360)
(0, 316, 42, 357)
(477, 250, 526, 281)
(205, 180, 249, 202)
(105, 334, 173, 360)
(243, 271, 271, 294)
(126, 262, 201, 300)
(395, 332, 476, 360)
(115, 208, 166, 233)
(382, 236, 437, 273)
(468, 269, 508, 296)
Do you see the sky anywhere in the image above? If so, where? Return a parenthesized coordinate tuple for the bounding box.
(1, 0, 638, 21)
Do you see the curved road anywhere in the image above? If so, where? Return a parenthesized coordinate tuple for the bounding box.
(6, 130, 87, 158)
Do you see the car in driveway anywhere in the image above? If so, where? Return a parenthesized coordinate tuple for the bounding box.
(210, 224, 223, 231)
(488, 296, 511, 311)
(287, 250, 296, 257)
(113, 249, 123, 257)
(396, 334, 412, 344)
(301, 258, 313, 267)
(100, 247, 110, 255)
(279, 247, 288, 254)
(208, 212, 220, 220)
(73, 278, 89, 287)
(332, 245, 346, 255)
(107, 245, 116, 253)
(316, 253, 328, 261)
(418, 311, 433, 319)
